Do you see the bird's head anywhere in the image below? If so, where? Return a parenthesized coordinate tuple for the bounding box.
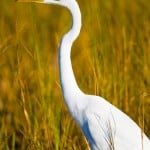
(16, 0, 76, 8)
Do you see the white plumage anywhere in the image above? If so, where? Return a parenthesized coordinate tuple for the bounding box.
(17, 0, 150, 149)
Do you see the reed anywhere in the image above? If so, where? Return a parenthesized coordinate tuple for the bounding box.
(0, 0, 149, 149)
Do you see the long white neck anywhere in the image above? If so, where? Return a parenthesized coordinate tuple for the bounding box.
(58, 1, 83, 109)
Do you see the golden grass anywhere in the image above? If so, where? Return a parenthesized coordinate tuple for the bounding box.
(0, 0, 150, 149)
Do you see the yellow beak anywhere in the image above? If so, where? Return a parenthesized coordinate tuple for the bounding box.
(16, 0, 44, 2)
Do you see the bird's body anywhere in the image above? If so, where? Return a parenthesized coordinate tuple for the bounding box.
(71, 94, 150, 150)
(17, 0, 150, 149)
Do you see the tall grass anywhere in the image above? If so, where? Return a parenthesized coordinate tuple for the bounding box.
(0, 0, 149, 149)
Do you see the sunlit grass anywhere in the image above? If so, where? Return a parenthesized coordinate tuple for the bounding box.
(0, 0, 150, 149)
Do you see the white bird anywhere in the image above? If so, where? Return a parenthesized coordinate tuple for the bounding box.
(17, 0, 150, 149)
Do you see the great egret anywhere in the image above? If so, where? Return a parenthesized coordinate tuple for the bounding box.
(17, 0, 150, 149)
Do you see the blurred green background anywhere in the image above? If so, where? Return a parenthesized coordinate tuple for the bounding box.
(0, 0, 150, 149)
